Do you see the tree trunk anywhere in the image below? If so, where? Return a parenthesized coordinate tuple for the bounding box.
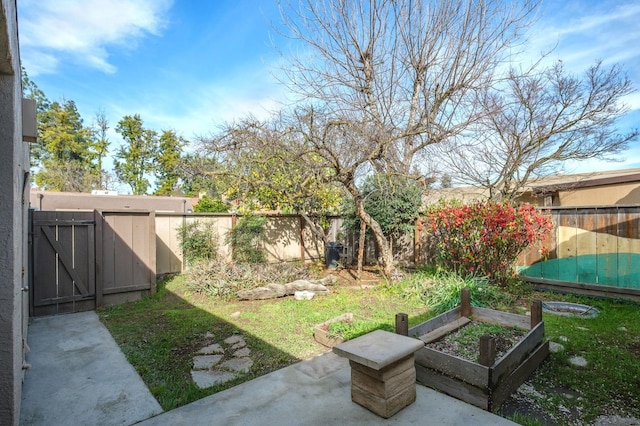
(357, 220, 366, 279)
(352, 192, 395, 276)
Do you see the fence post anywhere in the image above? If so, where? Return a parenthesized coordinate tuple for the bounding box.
(395, 313, 409, 336)
(531, 299, 543, 328)
(461, 288, 471, 318)
(479, 335, 496, 367)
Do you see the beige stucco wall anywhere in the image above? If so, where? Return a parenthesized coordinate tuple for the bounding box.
(558, 182, 640, 206)
(0, 0, 30, 423)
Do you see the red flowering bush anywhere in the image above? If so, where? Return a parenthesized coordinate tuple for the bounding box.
(422, 200, 553, 286)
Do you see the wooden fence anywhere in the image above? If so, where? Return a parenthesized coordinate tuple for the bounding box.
(29, 210, 156, 316)
(155, 213, 343, 275)
(517, 205, 640, 299)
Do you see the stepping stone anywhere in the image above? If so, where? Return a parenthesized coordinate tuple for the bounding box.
(549, 342, 565, 353)
(198, 343, 224, 355)
(190, 370, 238, 389)
(220, 357, 253, 373)
(568, 355, 587, 367)
(230, 341, 246, 351)
(193, 355, 223, 370)
(233, 347, 251, 357)
(224, 335, 245, 345)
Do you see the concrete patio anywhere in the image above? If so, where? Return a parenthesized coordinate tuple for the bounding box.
(20, 311, 516, 426)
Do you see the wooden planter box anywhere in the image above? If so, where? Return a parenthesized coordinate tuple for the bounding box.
(313, 313, 354, 348)
(408, 291, 549, 411)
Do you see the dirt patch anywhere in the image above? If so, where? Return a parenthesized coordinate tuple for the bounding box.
(425, 321, 527, 363)
(324, 267, 384, 287)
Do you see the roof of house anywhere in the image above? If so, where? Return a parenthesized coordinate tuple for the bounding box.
(423, 168, 640, 204)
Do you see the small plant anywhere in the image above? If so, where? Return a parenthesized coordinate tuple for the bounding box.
(177, 220, 219, 265)
(398, 269, 515, 315)
(226, 214, 267, 263)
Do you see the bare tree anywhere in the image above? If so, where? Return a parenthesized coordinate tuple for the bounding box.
(272, 0, 538, 274)
(435, 60, 638, 201)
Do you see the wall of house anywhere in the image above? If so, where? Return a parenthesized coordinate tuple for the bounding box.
(558, 182, 640, 206)
(0, 0, 30, 423)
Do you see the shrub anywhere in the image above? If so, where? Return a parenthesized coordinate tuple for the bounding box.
(193, 195, 229, 213)
(226, 214, 267, 263)
(422, 201, 553, 286)
(184, 261, 314, 298)
(399, 269, 515, 315)
(177, 220, 219, 265)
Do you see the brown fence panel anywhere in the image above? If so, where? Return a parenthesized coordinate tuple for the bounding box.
(98, 210, 156, 306)
(30, 210, 156, 316)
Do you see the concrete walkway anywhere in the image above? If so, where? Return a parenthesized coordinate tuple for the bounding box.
(20, 311, 516, 426)
(20, 311, 162, 425)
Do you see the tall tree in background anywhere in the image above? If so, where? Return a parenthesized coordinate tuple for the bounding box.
(114, 114, 157, 195)
(434, 61, 638, 200)
(35, 100, 99, 191)
(154, 129, 185, 196)
(231, 0, 537, 275)
(93, 110, 111, 190)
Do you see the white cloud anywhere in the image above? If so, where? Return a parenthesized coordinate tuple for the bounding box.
(19, 0, 172, 75)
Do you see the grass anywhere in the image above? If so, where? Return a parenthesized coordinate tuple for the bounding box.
(98, 269, 640, 424)
(519, 292, 640, 424)
(98, 271, 432, 411)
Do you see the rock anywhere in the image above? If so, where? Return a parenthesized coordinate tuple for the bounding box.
(576, 326, 589, 331)
(559, 336, 569, 342)
(594, 415, 640, 425)
(237, 276, 335, 300)
(230, 341, 246, 351)
(230, 311, 241, 319)
(198, 343, 224, 355)
(549, 342, 565, 353)
(193, 354, 223, 370)
(295, 290, 315, 300)
(220, 357, 253, 373)
(619, 326, 628, 332)
(224, 335, 245, 345)
(191, 370, 238, 389)
(204, 332, 215, 339)
(233, 347, 251, 357)
(568, 355, 588, 367)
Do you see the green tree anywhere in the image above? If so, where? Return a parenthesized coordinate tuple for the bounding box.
(343, 174, 423, 241)
(35, 100, 99, 191)
(114, 114, 157, 195)
(193, 195, 229, 213)
(93, 110, 110, 190)
(154, 130, 185, 196)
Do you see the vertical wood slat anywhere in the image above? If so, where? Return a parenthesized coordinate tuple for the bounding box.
(576, 209, 597, 283)
(94, 210, 103, 307)
(596, 209, 618, 286)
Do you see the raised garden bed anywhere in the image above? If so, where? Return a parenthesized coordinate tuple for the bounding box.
(407, 289, 549, 411)
(313, 313, 354, 348)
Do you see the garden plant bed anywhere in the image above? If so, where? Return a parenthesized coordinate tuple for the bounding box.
(408, 289, 549, 411)
(313, 313, 354, 348)
(425, 321, 528, 363)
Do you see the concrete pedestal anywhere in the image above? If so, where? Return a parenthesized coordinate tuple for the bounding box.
(333, 330, 424, 419)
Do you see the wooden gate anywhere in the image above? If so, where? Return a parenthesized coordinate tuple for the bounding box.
(29, 209, 156, 316)
(30, 210, 96, 316)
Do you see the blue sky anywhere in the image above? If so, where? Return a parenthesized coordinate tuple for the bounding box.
(17, 0, 640, 184)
